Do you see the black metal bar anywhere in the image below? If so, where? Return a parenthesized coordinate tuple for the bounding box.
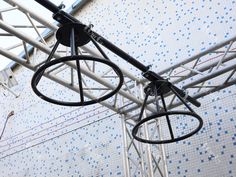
(93, 33, 149, 72)
(35, 0, 149, 72)
(70, 27, 84, 104)
(76, 59, 84, 104)
(160, 94, 174, 140)
(172, 85, 201, 107)
(35, 0, 60, 13)
(89, 35, 110, 60)
(70, 27, 76, 56)
(170, 85, 195, 113)
(34, 0, 201, 107)
(35, 40, 60, 86)
(137, 93, 149, 122)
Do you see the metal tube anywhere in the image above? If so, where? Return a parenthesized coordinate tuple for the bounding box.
(137, 134, 146, 177)
(139, 84, 155, 177)
(0, 82, 19, 98)
(25, 12, 47, 45)
(169, 78, 236, 109)
(122, 53, 236, 114)
(216, 41, 234, 69)
(183, 62, 236, 89)
(34, 0, 60, 14)
(158, 35, 236, 75)
(4, 0, 58, 30)
(31, 0, 155, 73)
(0, 19, 157, 112)
(171, 53, 236, 86)
(121, 97, 131, 177)
(81, 45, 142, 82)
(157, 121, 169, 177)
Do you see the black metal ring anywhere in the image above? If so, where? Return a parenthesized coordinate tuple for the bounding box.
(31, 55, 124, 106)
(132, 111, 203, 144)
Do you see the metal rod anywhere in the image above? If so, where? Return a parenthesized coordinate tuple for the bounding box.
(224, 69, 236, 84)
(183, 62, 236, 89)
(156, 119, 169, 177)
(139, 84, 155, 177)
(160, 94, 174, 140)
(0, 82, 19, 98)
(5, 0, 58, 30)
(89, 35, 110, 60)
(25, 12, 47, 45)
(70, 27, 84, 104)
(170, 86, 195, 113)
(35, 0, 60, 14)
(0, 112, 14, 140)
(0, 46, 126, 114)
(0, 20, 157, 112)
(22, 41, 30, 63)
(0, 7, 18, 13)
(36, 1, 151, 73)
(137, 93, 149, 122)
(46, 63, 65, 74)
(137, 131, 146, 177)
(121, 114, 131, 177)
(5, 42, 22, 50)
(168, 78, 236, 110)
(35, 40, 60, 85)
(70, 68, 74, 85)
(216, 41, 234, 69)
(158, 36, 236, 75)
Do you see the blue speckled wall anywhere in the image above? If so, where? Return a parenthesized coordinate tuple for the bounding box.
(0, 0, 235, 176)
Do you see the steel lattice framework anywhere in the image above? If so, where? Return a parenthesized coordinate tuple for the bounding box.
(0, 0, 236, 176)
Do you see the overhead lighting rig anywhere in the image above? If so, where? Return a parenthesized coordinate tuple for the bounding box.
(31, 0, 203, 144)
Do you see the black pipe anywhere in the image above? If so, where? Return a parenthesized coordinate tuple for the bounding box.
(35, 0, 60, 13)
(35, 0, 149, 72)
(34, 0, 201, 107)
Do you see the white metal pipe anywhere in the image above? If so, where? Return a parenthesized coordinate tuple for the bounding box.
(81, 46, 142, 83)
(121, 109, 131, 177)
(158, 35, 236, 75)
(0, 6, 18, 13)
(5, 0, 141, 85)
(0, 82, 19, 98)
(5, 42, 22, 50)
(4, 0, 58, 31)
(216, 40, 234, 69)
(22, 41, 30, 63)
(25, 12, 47, 45)
(0, 19, 157, 112)
(183, 61, 236, 89)
(122, 53, 236, 114)
(139, 84, 155, 177)
(157, 120, 169, 177)
(0, 46, 119, 113)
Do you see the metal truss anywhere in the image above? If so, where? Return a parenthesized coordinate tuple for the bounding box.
(0, 1, 236, 177)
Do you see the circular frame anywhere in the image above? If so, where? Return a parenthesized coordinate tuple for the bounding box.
(132, 111, 203, 144)
(31, 55, 124, 106)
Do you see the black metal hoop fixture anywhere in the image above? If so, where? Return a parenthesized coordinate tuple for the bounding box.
(32, 0, 204, 144)
(31, 23, 124, 106)
(132, 80, 203, 144)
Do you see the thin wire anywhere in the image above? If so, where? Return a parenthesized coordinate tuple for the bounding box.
(0, 111, 14, 140)
(0, 108, 109, 150)
(0, 112, 117, 160)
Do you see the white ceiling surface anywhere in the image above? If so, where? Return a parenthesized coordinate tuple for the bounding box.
(0, 0, 76, 70)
